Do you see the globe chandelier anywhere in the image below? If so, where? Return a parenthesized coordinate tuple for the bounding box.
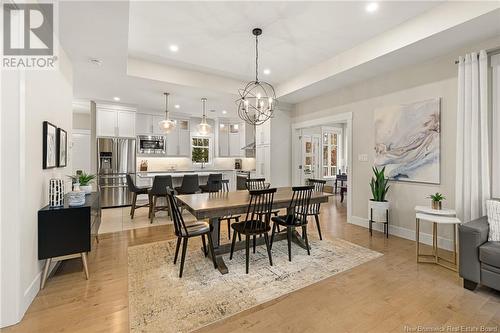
(159, 92, 176, 133)
(196, 97, 212, 136)
(236, 28, 277, 126)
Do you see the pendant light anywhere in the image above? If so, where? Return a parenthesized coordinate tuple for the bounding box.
(196, 97, 212, 136)
(236, 28, 277, 126)
(159, 92, 176, 133)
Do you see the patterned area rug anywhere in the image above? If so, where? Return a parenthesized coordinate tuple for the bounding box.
(128, 235, 382, 332)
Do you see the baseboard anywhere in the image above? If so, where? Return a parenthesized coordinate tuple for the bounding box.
(349, 216, 454, 251)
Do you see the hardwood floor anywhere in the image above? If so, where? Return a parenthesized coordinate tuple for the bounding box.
(4, 197, 499, 332)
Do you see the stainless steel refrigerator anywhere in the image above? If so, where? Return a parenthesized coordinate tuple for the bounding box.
(97, 138, 136, 208)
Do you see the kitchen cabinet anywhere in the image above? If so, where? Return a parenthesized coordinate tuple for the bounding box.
(153, 115, 165, 135)
(218, 122, 244, 157)
(136, 113, 166, 136)
(256, 145, 270, 179)
(96, 105, 136, 138)
(165, 119, 190, 157)
(255, 120, 270, 146)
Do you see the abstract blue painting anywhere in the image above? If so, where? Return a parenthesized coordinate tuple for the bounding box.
(374, 98, 440, 184)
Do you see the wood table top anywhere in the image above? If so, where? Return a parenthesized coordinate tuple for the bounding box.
(176, 187, 333, 219)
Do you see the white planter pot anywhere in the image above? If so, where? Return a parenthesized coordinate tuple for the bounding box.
(80, 185, 92, 194)
(368, 200, 389, 223)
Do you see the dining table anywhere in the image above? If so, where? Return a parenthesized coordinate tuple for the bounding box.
(176, 187, 333, 274)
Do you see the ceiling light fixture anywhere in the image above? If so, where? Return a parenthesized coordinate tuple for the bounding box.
(222, 110, 227, 114)
(365, 2, 379, 13)
(196, 98, 212, 136)
(169, 44, 179, 52)
(113, 97, 120, 101)
(263, 68, 271, 75)
(159, 92, 176, 134)
(174, 104, 180, 109)
(236, 28, 277, 126)
(89, 58, 102, 66)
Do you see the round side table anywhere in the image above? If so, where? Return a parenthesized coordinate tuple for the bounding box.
(414, 206, 461, 272)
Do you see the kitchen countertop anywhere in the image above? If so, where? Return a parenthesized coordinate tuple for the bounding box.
(136, 169, 255, 178)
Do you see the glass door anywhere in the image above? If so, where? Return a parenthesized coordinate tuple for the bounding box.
(301, 135, 320, 183)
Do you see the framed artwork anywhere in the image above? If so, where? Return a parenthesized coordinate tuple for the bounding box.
(374, 98, 441, 184)
(57, 128, 67, 167)
(43, 121, 58, 169)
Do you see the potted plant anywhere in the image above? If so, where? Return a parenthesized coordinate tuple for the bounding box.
(69, 172, 96, 194)
(369, 166, 390, 222)
(428, 192, 445, 210)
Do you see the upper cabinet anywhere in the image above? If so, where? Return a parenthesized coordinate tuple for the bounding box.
(218, 121, 245, 157)
(165, 118, 190, 157)
(96, 105, 136, 138)
(136, 113, 167, 136)
(255, 120, 270, 146)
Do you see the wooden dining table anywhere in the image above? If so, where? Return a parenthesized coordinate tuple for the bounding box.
(176, 187, 333, 274)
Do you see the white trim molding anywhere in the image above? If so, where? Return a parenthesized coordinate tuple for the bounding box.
(350, 216, 454, 251)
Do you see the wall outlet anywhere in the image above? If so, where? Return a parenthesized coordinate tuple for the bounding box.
(358, 154, 368, 162)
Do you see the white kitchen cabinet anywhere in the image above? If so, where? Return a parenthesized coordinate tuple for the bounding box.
(136, 113, 153, 135)
(218, 122, 244, 157)
(256, 145, 270, 179)
(96, 105, 136, 138)
(117, 111, 136, 137)
(255, 120, 270, 146)
(165, 119, 190, 156)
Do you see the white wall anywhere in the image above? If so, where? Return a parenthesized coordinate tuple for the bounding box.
(0, 48, 73, 327)
(292, 36, 500, 248)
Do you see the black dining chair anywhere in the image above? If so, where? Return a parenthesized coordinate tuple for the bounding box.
(271, 185, 314, 261)
(335, 173, 347, 194)
(175, 174, 200, 194)
(148, 175, 173, 224)
(246, 178, 280, 229)
(210, 179, 241, 242)
(199, 173, 223, 193)
(306, 178, 327, 240)
(126, 174, 151, 219)
(166, 188, 217, 278)
(230, 188, 276, 274)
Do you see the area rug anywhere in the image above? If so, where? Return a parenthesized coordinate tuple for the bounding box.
(128, 235, 382, 332)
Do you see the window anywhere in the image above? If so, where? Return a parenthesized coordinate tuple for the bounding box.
(322, 129, 341, 178)
(192, 137, 210, 163)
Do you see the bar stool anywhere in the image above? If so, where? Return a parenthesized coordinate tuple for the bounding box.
(149, 175, 173, 224)
(126, 174, 151, 219)
(199, 173, 222, 193)
(175, 174, 200, 194)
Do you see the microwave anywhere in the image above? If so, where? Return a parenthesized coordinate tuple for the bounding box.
(137, 135, 166, 155)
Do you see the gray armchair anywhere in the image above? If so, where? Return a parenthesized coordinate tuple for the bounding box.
(459, 216, 500, 291)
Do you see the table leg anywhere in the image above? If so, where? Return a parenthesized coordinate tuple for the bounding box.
(209, 217, 228, 274)
(416, 218, 420, 261)
(40, 258, 52, 289)
(453, 224, 457, 266)
(433, 222, 438, 263)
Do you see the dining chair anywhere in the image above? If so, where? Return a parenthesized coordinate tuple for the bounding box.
(166, 188, 217, 278)
(210, 179, 241, 242)
(175, 174, 200, 194)
(126, 174, 151, 219)
(199, 173, 222, 193)
(271, 185, 314, 261)
(148, 175, 173, 224)
(335, 173, 347, 193)
(230, 188, 276, 274)
(306, 178, 327, 240)
(245, 178, 280, 223)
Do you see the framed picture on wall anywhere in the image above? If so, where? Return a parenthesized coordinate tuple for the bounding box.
(57, 128, 67, 167)
(43, 121, 58, 169)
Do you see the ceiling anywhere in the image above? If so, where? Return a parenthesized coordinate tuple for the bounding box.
(59, 1, 500, 117)
(128, 1, 441, 83)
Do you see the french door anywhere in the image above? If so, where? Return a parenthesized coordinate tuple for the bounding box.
(300, 135, 320, 184)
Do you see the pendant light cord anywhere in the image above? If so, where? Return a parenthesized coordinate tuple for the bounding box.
(255, 34, 259, 83)
(164, 93, 169, 118)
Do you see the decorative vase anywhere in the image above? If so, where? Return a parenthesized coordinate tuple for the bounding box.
(68, 191, 86, 206)
(431, 201, 442, 210)
(80, 185, 92, 194)
(368, 200, 389, 223)
(48, 178, 65, 207)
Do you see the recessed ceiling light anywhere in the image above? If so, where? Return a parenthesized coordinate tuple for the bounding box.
(169, 44, 179, 52)
(209, 109, 216, 113)
(222, 110, 227, 114)
(365, 2, 379, 13)
(113, 97, 120, 101)
(174, 104, 180, 109)
(263, 68, 271, 75)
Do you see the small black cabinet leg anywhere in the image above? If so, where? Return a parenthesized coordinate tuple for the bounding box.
(463, 279, 478, 291)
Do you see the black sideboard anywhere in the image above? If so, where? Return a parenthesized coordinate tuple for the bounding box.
(38, 192, 101, 288)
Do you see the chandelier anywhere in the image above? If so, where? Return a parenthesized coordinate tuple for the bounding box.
(159, 92, 176, 133)
(237, 28, 277, 126)
(196, 97, 212, 136)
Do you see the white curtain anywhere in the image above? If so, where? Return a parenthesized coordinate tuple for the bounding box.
(492, 54, 500, 199)
(456, 50, 490, 222)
